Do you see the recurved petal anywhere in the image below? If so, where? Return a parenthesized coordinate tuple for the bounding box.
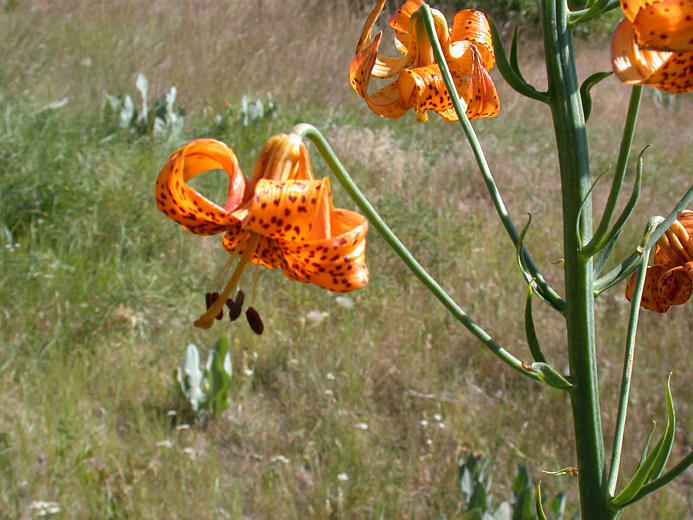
(279, 209, 369, 293)
(155, 138, 246, 235)
(611, 18, 693, 93)
(397, 64, 454, 120)
(357, 0, 388, 51)
(632, 0, 693, 51)
(450, 10, 495, 69)
(463, 46, 500, 118)
(657, 265, 693, 305)
(389, 0, 424, 34)
(350, 34, 410, 119)
(221, 227, 282, 269)
(620, 0, 654, 23)
(678, 209, 693, 235)
(626, 265, 672, 311)
(241, 178, 333, 243)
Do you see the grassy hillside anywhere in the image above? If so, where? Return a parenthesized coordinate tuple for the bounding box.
(1, 0, 692, 518)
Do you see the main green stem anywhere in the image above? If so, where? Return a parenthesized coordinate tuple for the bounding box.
(541, 0, 608, 516)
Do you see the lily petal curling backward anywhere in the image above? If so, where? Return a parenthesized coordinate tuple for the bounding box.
(626, 210, 693, 312)
(612, 0, 693, 91)
(349, 0, 499, 122)
(155, 136, 369, 328)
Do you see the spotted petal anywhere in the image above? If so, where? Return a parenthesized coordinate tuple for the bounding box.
(242, 179, 332, 242)
(221, 228, 282, 269)
(450, 9, 495, 70)
(626, 265, 672, 311)
(350, 32, 410, 119)
(632, 0, 693, 51)
(397, 64, 455, 120)
(279, 209, 369, 293)
(620, 0, 655, 23)
(612, 18, 693, 93)
(155, 138, 246, 235)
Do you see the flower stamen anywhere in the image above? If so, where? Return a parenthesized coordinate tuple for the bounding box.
(246, 306, 264, 335)
(194, 233, 262, 329)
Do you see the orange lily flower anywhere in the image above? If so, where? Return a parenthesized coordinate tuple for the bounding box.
(155, 135, 369, 330)
(625, 210, 693, 312)
(349, 0, 499, 122)
(611, 0, 693, 92)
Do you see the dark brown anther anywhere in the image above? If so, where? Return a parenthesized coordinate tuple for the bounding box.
(227, 290, 245, 322)
(246, 306, 264, 335)
(205, 292, 223, 320)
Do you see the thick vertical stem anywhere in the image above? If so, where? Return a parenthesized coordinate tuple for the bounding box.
(541, 0, 609, 517)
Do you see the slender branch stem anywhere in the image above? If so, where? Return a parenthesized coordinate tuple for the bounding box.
(293, 123, 542, 382)
(582, 86, 643, 257)
(607, 246, 650, 495)
(419, 5, 566, 313)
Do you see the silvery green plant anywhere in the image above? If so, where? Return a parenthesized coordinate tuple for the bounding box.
(176, 335, 232, 417)
(448, 453, 566, 520)
(104, 72, 184, 138)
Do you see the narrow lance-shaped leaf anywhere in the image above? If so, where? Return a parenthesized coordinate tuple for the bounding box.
(525, 288, 546, 363)
(535, 483, 548, 520)
(647, 375, 676, 480)
(581, 71, 612, 122)
(611, 377, 676, 507)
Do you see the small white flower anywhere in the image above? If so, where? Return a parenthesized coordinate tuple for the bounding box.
(420, 420, 429, 427)
(30, 501, 61, 516)
(324, 389, 334, 396)
(354, 422, 368, 430)
(182, 447, 196, 459)
(306, 310, 327, 324)
(326, 372, 336, 381)
(335, 296, 354, 308)
(337, 473, 349, 481)
(156, 440, 173, 448)
(243, 368, 254, 376)
(433, 413, 442, 422)
(270, 455, 290, 464)
(426, 438, 433, 446)
(438, 422, 445, 429)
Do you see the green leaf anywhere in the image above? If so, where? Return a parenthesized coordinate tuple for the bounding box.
(524, 288, 545, 363)
(580, 71, 612, 122)
(488, 18, 547, 103)
(458, 510, 484, 520)
(512, 464, 531, 496)
(611, 377, 676, 507)
(469, 481, 488, 511)
(638, 421, 657, 467)
(530, 363, 574, 391)
(536, 483, 547, 520)
(512, 487, 534, 520)
(647, 375, 675, 480)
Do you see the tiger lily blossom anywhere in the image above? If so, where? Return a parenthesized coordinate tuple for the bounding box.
(625, 210, 693, 312)
(611, 0, 693, 92)
(155, 135, 369, 331)
(349, 0, 499, 122)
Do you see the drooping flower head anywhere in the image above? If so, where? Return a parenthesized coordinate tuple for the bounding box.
(349, 0, 499, 122)
(611, 0, 693, 92)
(626, 210, 693, 312)
(155, 135, 369, 331)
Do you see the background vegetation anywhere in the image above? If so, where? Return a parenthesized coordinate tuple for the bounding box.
(1, 0, 691, 518)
